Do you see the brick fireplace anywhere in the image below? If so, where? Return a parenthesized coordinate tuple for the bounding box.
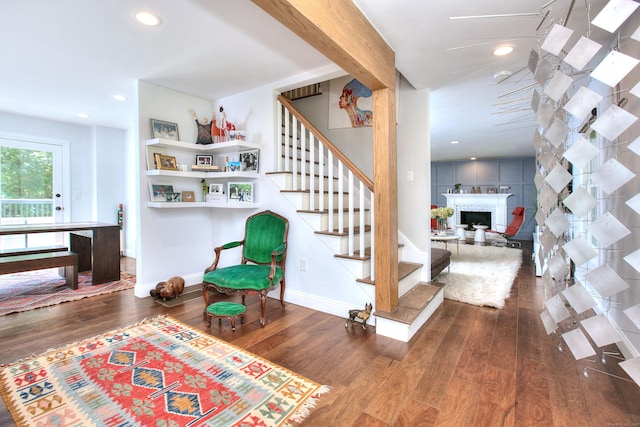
(443, 193, 512, 232)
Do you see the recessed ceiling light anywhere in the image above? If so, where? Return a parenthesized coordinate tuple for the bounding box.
(134, 11, 161, 26)
(493, 45, 514, 56)
(470, 157, 477, 160)
(76, 113, 90, 119)
(450, 140, 460, 144)
(112, 94, 127, 101)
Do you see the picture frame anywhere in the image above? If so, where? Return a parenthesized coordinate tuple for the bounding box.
(228, 130, 246, 142)
(228, 182, 253, 203)
(150, 119, 179, 141)
(239, 149, 259, 172)
(158, 154, 178, 170)
(209, 183, 224, 194)
(195, 154, 214, 166)
(181, 191, 195, 202)
(486, 187, 497, 194)
(226, 161, 241, 172)
(166, 192, 182, 202)
(148, 184, 174, 202)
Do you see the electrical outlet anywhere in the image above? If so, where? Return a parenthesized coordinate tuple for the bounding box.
(299, 258, 307, 271)
(406, 171, 414, 181)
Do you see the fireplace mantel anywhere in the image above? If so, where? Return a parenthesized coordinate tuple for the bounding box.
(443, 193, 512, 232)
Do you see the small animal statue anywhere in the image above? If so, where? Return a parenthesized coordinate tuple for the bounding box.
(211, 116, 226, 143)
(150, 276, 185, 301)
(345, 303, 373, 329)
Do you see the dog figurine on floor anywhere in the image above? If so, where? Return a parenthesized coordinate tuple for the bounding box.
(345, 303, 373, 329)
(150, 276, 185, 301)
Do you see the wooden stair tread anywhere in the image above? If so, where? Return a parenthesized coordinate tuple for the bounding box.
(374, 282, 445, 325)
(315, 225, 371, 237)
(355, 261, 423, 283)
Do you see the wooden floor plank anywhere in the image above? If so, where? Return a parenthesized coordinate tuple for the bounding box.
(1, 247, 640, 426)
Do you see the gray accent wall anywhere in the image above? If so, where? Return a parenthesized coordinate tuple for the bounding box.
(431, 157, 536, 241)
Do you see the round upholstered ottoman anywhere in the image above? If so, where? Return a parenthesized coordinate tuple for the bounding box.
(206, 302, 246, 331)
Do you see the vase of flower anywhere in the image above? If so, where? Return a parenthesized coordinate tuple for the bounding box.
(431, 206, 454, 236)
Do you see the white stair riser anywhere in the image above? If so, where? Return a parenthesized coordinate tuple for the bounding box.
(399, 269, 422, 297)
(335, 257, 371, 278)
(297, 211, 371, 232)
(316, 231, 371, 254)
(282, 192, 356, 211)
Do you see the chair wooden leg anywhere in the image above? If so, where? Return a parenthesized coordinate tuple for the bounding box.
(279, 279, 285, 309)
(202, 285, 210, 324)
(259, 294, 267, 327)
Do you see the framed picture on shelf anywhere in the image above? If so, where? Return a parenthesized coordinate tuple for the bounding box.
(182, 191, 195, 202)
(239, 149, 259, 172)
(150, 119, 179, 141)
(158, 155, 178, 170)
(166, 192, 182, 202)
(228, 182, 253, 203)
(226, 161, 241, 172)
(195, 154, 214, 166)
(149, 184, 174, 202)
(209, 183, 224, 194)
(228, 130, 246, 141)
(486, 187, 497, 194)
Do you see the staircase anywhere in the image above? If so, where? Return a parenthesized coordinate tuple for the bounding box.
(268, 95, 443, 342)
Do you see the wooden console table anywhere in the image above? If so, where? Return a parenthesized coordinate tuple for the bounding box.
(0, 222, 120, 285)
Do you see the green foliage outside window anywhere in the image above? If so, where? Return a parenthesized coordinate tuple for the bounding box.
(1, 147, 53, 217)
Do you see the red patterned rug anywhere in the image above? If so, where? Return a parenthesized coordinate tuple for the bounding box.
(0, 268, 135, 316)
(0, 315, 328, 426)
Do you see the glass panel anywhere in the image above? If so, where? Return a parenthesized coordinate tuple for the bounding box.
(624, 303, 640, 329)
(562, 282, 597, 313)
(564, 86, 603, 121)
(548, 252, 570, 280)
(581, 314, 623, 347)
(545, 164, 573, 193)
(585, 264, 630, 298)
(588, 212, 631, 247)
(591, 104, 638, 141)
(629, 135, 640, 156)
(540, 309, 558, 335)
(541, 24, 574, 56)
(590, 50, 640, 87)
(592, 157, 635, 194)
(623, 248, 640, 273)
(545, 294, 571, 322)
(563, 237, 598, 266)
(563, 187, 597, 218)
(545, 207, 571, 237)
(625, 192, 640, 215)
(562, 329, 596, 359)
(544, 70, 573, 102)
(545, 117, 570, 148)
(563, 36, 602, 70)
(619, 357, 640, 386)
(563, 135, 599, 168)
(592, 0, 640, 33)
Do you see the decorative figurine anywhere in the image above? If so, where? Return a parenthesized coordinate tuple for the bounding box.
(345, 303, 373, 329)
(150, 276, 185, 301)
(189, 109, 213, 145)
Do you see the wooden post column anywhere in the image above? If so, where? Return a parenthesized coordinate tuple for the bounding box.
(252, 0, 399, 312)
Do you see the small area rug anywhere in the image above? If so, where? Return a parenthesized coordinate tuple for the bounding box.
(0, 315, 328, 426)
(0, 269, 136, 316)
(433, 243, 522, 309)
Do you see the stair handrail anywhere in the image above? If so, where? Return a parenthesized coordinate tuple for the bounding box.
(277, 95, 373, 192)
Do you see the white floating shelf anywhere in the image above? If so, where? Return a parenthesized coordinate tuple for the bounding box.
(146, 138, 259, 154)
(146, 170, 259, 179)
(148, 201, 260, 209)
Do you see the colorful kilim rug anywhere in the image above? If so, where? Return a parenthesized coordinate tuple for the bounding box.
(0, 315, 329, 426)
(0, 268, 135, 316)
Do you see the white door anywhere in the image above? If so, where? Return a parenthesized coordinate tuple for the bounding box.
(0, 137, 68, 248)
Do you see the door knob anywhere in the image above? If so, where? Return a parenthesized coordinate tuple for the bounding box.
(55, 206, 63, 211)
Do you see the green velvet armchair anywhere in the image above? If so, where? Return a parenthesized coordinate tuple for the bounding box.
(202, 210, 288, 327)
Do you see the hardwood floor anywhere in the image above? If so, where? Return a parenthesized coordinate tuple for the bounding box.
(1, 247, 638, 426)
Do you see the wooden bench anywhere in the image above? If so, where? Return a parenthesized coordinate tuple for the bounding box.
(0, 245, 69, 258)
(0, 251, 79, 289)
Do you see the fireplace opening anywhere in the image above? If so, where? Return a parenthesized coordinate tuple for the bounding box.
(461, 211, 491, 230)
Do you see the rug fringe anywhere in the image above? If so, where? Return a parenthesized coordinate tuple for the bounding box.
(284, 384, 331, 426)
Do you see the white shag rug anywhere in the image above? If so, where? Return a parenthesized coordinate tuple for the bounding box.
(433, 243, 522, 309)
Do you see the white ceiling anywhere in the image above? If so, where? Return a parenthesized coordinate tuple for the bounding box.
(0, 0, 611, 161)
